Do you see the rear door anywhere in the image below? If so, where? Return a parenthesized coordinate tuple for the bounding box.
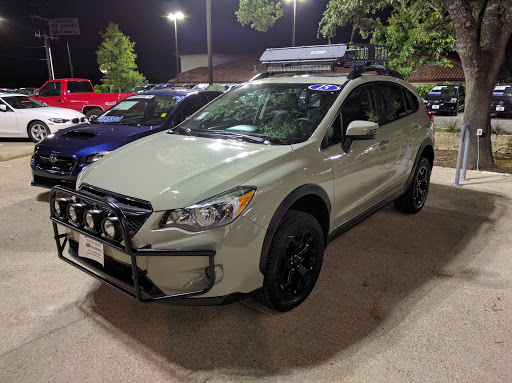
(0, 98, 19, 136)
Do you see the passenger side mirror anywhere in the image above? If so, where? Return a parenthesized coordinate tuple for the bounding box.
(0, 104, 7, 112)
(345, 120, 379, 140)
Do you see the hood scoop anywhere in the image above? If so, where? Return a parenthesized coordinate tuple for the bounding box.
(63, 130, 95, 138)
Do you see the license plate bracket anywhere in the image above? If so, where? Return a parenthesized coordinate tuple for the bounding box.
(78, 234, 105, 267)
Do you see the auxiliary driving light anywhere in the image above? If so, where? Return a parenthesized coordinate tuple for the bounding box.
(83, 210, 105, 232)
(101, 217, 121, 240)
(52, 198, 71, 218)
(67, 203, 87, 226)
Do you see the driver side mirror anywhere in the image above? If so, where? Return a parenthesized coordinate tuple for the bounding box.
(34, 90, 39, 96)
(346, 120, 379, 140)
(0, 104, 7, 112)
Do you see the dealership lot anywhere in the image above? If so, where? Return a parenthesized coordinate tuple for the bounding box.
(1, 155, 511, 382)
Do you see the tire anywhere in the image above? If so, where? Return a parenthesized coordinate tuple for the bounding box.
(258, 210, 325, 312)
(394, 157, 431, 214)
(85, 109, 103, 120)
(28, 121, 50, 143)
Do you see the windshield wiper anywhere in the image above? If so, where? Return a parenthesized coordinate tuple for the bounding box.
(215, 132, 273, 145)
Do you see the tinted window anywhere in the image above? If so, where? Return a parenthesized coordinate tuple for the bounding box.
(38, 82, 61, 97)
(95, 95, 183, 126)
(428, 85, 458, 95)
(2, 96, 46, 109)
(403, 88, 419, 114)
(340, 84, 378, 132)
(67, 81, 94, 93)
(322, 113, 343, 149)
(378, 83, 408, 124)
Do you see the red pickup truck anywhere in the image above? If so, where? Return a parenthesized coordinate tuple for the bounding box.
(30, 78, 135, 119)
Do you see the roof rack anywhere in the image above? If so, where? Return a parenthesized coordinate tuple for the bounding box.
(256, 43, 401, 80)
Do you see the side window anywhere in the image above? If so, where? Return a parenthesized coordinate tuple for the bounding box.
(67, 81, 94, 93)
(403, 88, 419, 114)
(378, 83, 408, 124)
(321, 113, 343, 149)
(174, 96, 208, 125)
(38, 82, 61, 97)
(340, 84, 378, 132)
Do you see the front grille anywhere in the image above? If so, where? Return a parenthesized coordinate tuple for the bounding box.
(37, 154, 74, 171)
(34, 175, 75, 188)
(79, 184, 153, 237)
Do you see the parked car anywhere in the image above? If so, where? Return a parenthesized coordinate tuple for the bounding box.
(423, 83, 465, 115)
(15, 87, 38, 95)
(130, 83, 156, 93)
(0, 93, 87, 142)
(491, 83, 512, 115)
(49, 44, 434, 312)
(31, 89, 222, 188)
(30, 78, 135, 120)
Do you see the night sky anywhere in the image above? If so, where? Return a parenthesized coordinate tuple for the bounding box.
(0, 0, 353, 88)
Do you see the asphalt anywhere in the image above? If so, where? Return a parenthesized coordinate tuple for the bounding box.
(1, 155, 511, 382)
(0, 139, 34, 162)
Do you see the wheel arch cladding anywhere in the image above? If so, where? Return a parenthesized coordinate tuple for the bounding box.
(259, 184, 331, 274)
(421, 144, 434, 169)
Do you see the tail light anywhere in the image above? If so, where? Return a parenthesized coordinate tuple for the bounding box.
(427, 111, 434, 123)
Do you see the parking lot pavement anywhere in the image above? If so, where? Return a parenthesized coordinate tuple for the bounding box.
(0, 139, 34, 162)
(1, 157, 511, 382)
(435, 112, 512, 133)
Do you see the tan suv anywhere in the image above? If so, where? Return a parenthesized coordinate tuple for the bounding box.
(50, 44, 434, 311)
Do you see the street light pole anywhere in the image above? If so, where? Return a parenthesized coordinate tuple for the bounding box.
(206, 0, 213, 85)
(167, 12, 184, 82)
(292, 0, 296, 47)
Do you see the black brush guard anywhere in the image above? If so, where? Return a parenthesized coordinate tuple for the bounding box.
(50, 185, 216, 302)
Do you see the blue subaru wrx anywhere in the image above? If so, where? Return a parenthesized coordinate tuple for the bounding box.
(31, 89, 222, 188)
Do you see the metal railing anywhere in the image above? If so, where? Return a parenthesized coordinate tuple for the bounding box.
(452, 123, 470, 187)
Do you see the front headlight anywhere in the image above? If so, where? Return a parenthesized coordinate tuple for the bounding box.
(85, 151, 111, 163)
(160, 186, 256, 231)
(449, 98, 458, 103)
(49, 118, 70, 123)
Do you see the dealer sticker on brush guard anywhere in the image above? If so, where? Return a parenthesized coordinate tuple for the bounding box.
(309, 84, 340, 91)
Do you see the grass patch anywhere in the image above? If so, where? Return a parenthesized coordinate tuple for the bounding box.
(434, 150, 512, 174)
(442, 118, 461, 133)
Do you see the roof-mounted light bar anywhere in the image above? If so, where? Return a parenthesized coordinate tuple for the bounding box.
(260, 43, 390, 75)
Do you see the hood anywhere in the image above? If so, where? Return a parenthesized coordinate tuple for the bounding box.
(18, 106, 84, 118)
(39, 123, 153, 153)
(79, 132, 293, 211)
(423, 93, 457, 101)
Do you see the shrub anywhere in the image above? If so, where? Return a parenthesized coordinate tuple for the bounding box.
(492, 121, 506, 135)
(414, 85, 434, 98)
(443, 118, 461, 133)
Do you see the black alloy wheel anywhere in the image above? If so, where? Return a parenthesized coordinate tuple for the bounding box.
(259, 210, 325, 312)
(394, 157, 431, 214)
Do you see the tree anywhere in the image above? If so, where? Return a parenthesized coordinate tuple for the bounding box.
(236, 0, 512, 170)
(236, 0, 284, 31)
(96, 22, 146, 93)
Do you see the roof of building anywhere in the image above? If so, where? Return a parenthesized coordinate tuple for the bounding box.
(408, 58, 465, 82)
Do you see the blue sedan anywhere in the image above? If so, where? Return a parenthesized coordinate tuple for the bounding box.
(31, 89, 222, 188)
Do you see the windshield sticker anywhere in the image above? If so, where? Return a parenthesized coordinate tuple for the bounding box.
(161, 113, 167, 118)
(111, 101, 138, 111)
(128, 95, 154, 100)
(173, 96, 185, 102)
(308, 84, 340, 91)
(96, 116, 124, 123)
(494, 92, 504, 96)
(196, 112, 209, 120)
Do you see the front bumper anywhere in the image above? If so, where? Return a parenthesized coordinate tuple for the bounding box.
(424, 102, 458, 113)
(491, 101, 512, 114)
(50, 186, 217, 302)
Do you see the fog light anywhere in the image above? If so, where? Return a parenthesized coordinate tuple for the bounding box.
(83, 210, 104, 232)
(52, 198, 70, 218)
(101, 217, 121, 240)
(205, 265, 224, 284)
(67, 203, 87, 226)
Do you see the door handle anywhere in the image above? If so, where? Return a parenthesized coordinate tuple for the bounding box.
(57, 99, 63, 102)
(379, 139, 389, 149)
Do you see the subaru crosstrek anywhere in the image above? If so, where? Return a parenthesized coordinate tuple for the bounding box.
(49, 44, 434, 312)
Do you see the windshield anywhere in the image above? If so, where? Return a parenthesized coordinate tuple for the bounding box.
(493, 85, 512, 95)
(177, 82, 342, 145)
(429, 85, 458, 95)
(1, 96, 46, 109)
(95, 94, 183, 126)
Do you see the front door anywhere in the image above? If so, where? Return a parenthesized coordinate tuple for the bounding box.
(0, 99, 19, 136)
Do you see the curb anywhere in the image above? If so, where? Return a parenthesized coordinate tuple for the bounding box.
(0, 150, 33, 162)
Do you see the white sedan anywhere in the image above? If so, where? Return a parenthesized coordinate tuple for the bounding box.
(0, 93, 87, 142)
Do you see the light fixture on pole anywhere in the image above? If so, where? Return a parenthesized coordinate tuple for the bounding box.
(284, 0, 305, 47)
(167, 12, 184, 82)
